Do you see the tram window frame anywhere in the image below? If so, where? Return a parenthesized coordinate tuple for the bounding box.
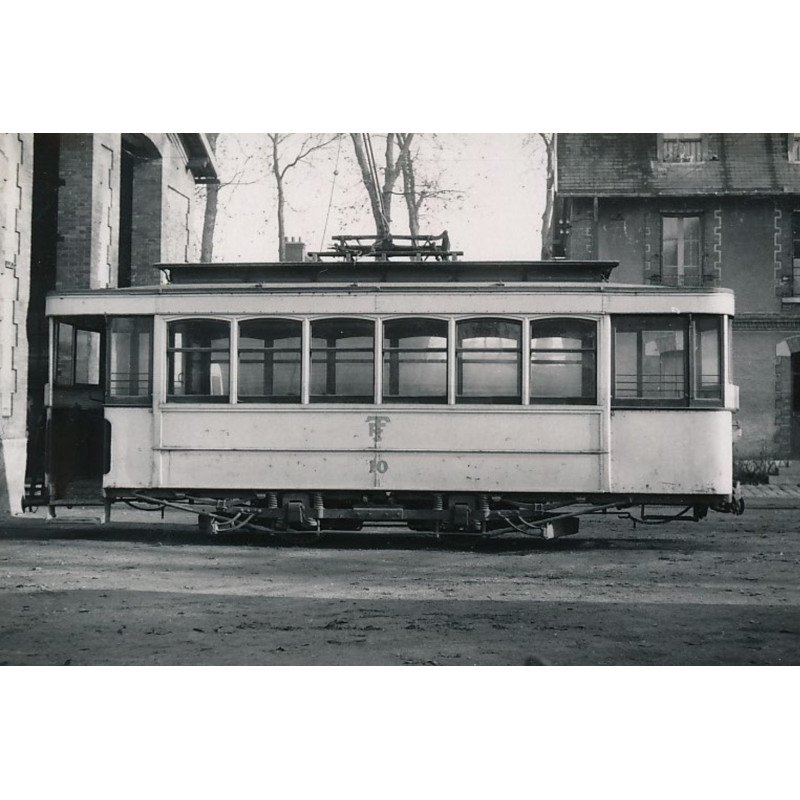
(54, 320, 103, 389)
(529, 317, 597, 405)
(692, 315, 724, 405)
(611, 314, 724, 408)
(106, 316, 153, 405)
(382, 317, 448, 404)
(456, 318, 522, 405)
(166, 318, 231, 403)
(237, 318, 302, 403)
(310, 318, 375, 404)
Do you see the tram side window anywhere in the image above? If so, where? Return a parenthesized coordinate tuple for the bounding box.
(310, 319, 374, 403)
(107, 317, 152, 403)
(530, 318, 597, 404)
(456, 318, 522, 404)
(614, 316, 687, 404)
(238, 319, 302, 403)
(694, 316, 723, 401)
(613, 315, 723, 406)
(167, 319, 230, 402)
(55, 322, 101, 387)
(383, 318, 447, 403)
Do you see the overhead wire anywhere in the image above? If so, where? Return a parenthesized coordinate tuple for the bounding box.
(319, 135, 343, 251)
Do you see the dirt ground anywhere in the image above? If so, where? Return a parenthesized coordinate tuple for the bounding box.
(0, 504, 798, 665)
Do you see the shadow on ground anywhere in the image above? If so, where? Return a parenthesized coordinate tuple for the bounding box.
(0, 516, 719, 554)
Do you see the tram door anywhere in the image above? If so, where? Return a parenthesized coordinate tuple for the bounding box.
(48, 317, 107, 502)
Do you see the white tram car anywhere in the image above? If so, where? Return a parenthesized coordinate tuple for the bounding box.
(36, 246, 743, 538)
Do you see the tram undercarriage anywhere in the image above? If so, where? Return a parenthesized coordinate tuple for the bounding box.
(94, 487, 745, 541)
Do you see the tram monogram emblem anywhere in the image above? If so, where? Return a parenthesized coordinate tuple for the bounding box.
(367, 415, 391, 442)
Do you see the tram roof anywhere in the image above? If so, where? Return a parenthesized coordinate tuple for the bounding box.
(46, 278, 735, 319)
(156, 260, 620, 285)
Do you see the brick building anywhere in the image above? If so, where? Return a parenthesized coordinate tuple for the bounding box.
(0, 133, 217, 514)
(553, 133, 800, 462)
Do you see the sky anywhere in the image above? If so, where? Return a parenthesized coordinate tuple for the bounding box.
(210, 134, 547, 263)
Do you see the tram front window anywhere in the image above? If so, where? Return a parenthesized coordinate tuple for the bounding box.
(456, 318, 521, 404)
(55, 322, 101, 387)
(55, 322, 74, 386)
(108, 317, 152, 403)
(530, 318, 596, 404)
(310, 318, 374, 403)
(238, 319, 302, 402)
(614, 316, 687, 403)
(694, 316, 722, 400)
(383, 318, 447, 403)
(613, 315, 723, 406)
(167, 319, 230, 402)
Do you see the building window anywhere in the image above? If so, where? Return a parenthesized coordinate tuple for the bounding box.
(530, 318, 596, 404)
(310, 318, 374, 403)
(55, 321, 102, 388)
(612, 315, 723, 407)
(456, 318, 521, 404)
(789, 134, 800, 163)
(107, 317, 152, 403)
(167, 319, 230, 402)
(552, 197, 572, 258)
(662, 133, 703, 163)
(383, 318, 448, 403)
(238, 319, 302, 403)
(662, 215, 702, 286)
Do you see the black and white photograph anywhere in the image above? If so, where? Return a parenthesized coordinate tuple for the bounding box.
(2, 3, 796, 798)
(1, 128, 797, 666)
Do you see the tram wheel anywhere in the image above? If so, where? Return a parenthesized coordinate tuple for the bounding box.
(198, 513, 214, 535)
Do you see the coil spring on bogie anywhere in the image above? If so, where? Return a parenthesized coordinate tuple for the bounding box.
(432, 494, 443, 534)
(267, 492, 278, 509)
(478, 494, 489, 533)
(313, 492, 324, 517)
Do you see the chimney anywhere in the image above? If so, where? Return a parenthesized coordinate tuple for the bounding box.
(284, 236, 306, 262)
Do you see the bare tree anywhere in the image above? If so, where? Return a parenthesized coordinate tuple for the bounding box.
(349, 133, 415, 239)
(398, 135, 464, 239)
(539, 133, 556, 259)
(199, 134, 260, 262)
(350, 133, 465, 245)
(398, 141, 420, 238)
(200, 133, 220, 262)
(526, 133, 556, 259)
(267, 133, 341, 261)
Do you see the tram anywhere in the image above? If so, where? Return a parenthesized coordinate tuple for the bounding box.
(30, 234, 743, 538)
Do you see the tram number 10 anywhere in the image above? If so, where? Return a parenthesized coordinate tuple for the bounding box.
(369, 458, 389, 474)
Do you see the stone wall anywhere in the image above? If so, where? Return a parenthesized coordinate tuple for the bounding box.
(0, 134, 33, 514)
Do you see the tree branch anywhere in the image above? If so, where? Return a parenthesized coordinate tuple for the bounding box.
(280, 134, 341, 178)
